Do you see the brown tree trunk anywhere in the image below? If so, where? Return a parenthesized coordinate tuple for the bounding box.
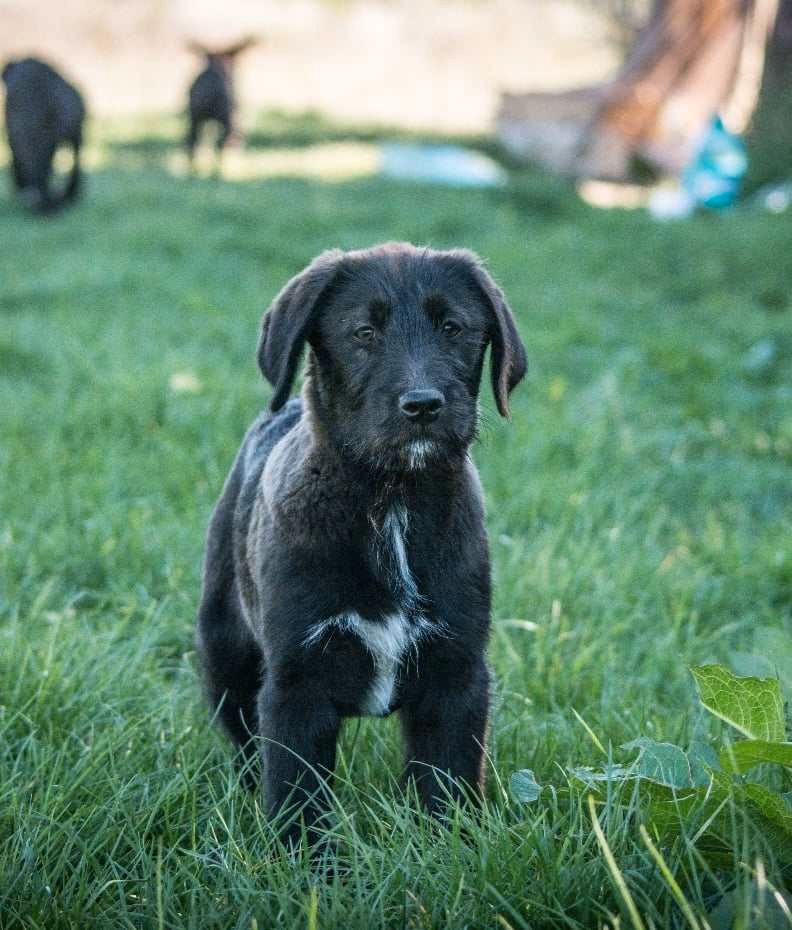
(578, 0, 751, 178)
(497, 0, 783, 182)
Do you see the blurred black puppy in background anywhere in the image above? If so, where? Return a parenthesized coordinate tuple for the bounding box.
(197, 243, 527, 847)
(186, 38, 256, 166)
(2, 58, 85, 214)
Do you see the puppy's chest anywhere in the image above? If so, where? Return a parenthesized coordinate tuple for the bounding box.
(305, 504, 441, 717)
(370, 504, 424, 611)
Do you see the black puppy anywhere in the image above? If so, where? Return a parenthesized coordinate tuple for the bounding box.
(2, 58, 85, 214)
(185, 38, 255, 164)
(197, 243, 526, 844)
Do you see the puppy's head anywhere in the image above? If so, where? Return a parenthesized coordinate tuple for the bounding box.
(258, 243, 526, 472)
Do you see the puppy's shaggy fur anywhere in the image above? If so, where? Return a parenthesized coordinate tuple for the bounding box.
(197, 243, 526, 843)
(2, 58, 85, 214)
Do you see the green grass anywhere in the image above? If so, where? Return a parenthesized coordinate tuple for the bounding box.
(1, 112, 790, 929)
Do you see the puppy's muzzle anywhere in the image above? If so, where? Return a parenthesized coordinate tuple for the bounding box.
(399, 389, 445, 424)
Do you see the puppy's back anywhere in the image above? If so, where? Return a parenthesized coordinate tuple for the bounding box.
(4, 58, 84, 140)
(240, 397, 303, 483)
(201, 397, 303, 617)
(218, 398, 304, 547)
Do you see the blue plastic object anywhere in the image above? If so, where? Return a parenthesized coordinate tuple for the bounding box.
(682, 115, 747, 209)
(380, 143, 505, 188)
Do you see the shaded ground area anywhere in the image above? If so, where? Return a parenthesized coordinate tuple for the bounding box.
(0, 114, 790, 929)
(103, 109, 493, 157)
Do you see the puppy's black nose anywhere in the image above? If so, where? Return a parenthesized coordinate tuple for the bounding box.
(399, 389, 445, 422)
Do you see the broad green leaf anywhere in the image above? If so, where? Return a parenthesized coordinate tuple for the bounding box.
(622, 737, 693, 789)
(707, 885, 792, 930)
(706, 774, 792, 864)
(742, 782, 792, 836)
(691, 665, 786, 742)
(568, 764, 633, 788)
(510, 769, 542, 803)
(739, 783, 792, 862)
(641, 782, 701, 836)
(688, 739, 720, 785)
(719, 739, 792, 773)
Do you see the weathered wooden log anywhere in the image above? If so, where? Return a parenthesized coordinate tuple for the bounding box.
(497, 0, 781, 181)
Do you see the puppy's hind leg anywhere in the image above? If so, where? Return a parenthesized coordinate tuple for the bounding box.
(185, 114, 200, 170)
(197, 583, 263, 786)
(216, 117, 232, 153)
(10, 154, 25, 191)
(17, 141, 55, 213)
(212, 116, 233, 177)
(64, 138, 82, 203)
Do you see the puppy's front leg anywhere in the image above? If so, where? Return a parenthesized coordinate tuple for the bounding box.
(400, 655, 490, 815)
(257, 681, 340, 847)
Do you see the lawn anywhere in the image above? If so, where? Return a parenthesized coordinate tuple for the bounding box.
(1, 115, 790, 930)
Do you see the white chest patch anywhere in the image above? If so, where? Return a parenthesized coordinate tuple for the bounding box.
(303, 504, 446, 716)
(304, 610, 436, 715)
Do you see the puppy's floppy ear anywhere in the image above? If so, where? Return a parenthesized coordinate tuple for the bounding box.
(451, 250, 527, 418)
(222, 35, 258, 57)
(186, 40, 210, 57)
(257, 249, 344, 411)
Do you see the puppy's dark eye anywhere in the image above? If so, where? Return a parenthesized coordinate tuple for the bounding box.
(441, 320, 463, 338)
(354, 325, 375, 343)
